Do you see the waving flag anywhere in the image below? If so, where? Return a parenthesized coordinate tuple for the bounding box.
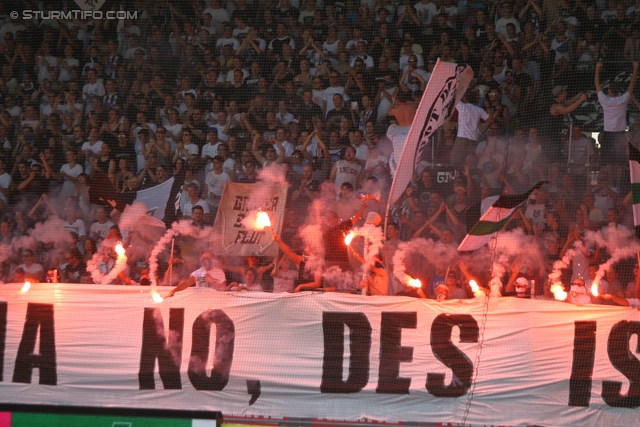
(387, 61, 474, 206)
(458, 182, 548, 252)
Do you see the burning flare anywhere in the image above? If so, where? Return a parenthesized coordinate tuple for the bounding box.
(20, 282, 31, 294)
(344, 233, 354, 246)
(408, 277, 422, 289)
(115, 243, 126, 256)
(151, 291, 164, 303)
(256, 211, 272, 229)
(550, 282, 568, 301)
(590, 281, 599, 297)
(469, 279, 479, 292)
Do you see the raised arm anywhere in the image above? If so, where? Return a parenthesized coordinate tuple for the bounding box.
(628, 61, 639, 95)
(594, 62, 603, 93)
(251, 133, 267, 164)
(272, 233, 303, 266)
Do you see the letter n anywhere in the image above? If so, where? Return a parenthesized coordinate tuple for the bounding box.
(139, 308, 184, 389)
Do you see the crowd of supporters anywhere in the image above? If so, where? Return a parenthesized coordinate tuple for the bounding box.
(1, 0, 640, 306)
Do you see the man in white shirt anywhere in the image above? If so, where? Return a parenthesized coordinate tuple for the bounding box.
(351, 130, 369, 166)
(64, 207, 87, 244)
(450, 90, 492, 166)
(595, 61, 638, 184)
(166, 251, 227, 297)
(201, 128, 222, 175)
(182, 183, 211, 222)
(89, 206, 115, 247)
(414, 0, 438, 35)
(495, 2, 521, 38)
(272, 127, 294, 158)
(0, 158, 11, 209)
(59, 150, 83, 198)
(204, 156, 230, 219)
(349, 41, 374, 68)
(202, 0, 230, 36)
(82, 69, 105, 101)
(323, 72, 347, 117)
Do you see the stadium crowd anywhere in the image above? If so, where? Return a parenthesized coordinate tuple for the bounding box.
(1, 0, 640, 307)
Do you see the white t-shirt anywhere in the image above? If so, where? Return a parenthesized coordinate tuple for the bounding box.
(524, 203, 546, 226)
(82, 139, 104, 174)
(183, 198, 210, 218)
(414, 2, 438, 27)
(205, 170, 230, 206)
(456, 101, 489, 141)
(352, 143, 369, 162)
(82, 82, 105, 100)
(37, 55, 58, 83)
(273, 140, 295, 158)
(597, 91, 631, 132)
(60, 163, 83, 197)
(134, 138, 146, 173)
(64, 218, 87, 237)
(191, 266, 227, 289)
(59, 58, 80, 81)
(89, 220, 115, 244)
(333, 159, 361, 189)
(273, 269, 298, 293)
(19, 263, 44, 280)
(228, 282, 264, 292)
(0, 172, 11, 206)
(323, 86, 346, 117)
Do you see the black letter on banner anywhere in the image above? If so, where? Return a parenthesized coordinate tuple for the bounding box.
(602, 321, 640, 407)
(12, 303, 56, 385)
(0, 302, 6, 382)
(139, 308, 184, 389)
(321, 312, 371, 393)
(377, 312, 416, 394)
(569, 321, 596, 407)
(188, 309, 234, 390)
(426, 314, 478, 397)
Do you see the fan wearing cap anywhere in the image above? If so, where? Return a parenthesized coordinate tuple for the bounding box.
(165, 250, 227, 297)
(511, 277, 531, 298)
(595, 60, 638, 184)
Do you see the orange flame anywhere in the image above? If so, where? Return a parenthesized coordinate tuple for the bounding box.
(256, 211, 272, 229)
(408, 277, 422, 288)
(151, 291, 164, 303)
(469, 280, 479, 293)
(550, 282, 568, 301)
(590, 281, 599, 297)
(115, 243, 126, 257)
(20, 281, 31, 294)
(344, 233, 354, 246)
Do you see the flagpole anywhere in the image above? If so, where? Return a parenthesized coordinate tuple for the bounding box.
(169, 237, 175, 287)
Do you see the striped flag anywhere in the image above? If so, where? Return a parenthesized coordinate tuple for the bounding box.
(386, 61, 474, 206)
(458, 182, 548, 252)
(630, 142, 640, 226)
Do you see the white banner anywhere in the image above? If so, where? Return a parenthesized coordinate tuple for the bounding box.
(1, 285, 640, 426)
(212, 182, 287, 257)
(388, 61, 474, 206)
(134, 177, 175, 220)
